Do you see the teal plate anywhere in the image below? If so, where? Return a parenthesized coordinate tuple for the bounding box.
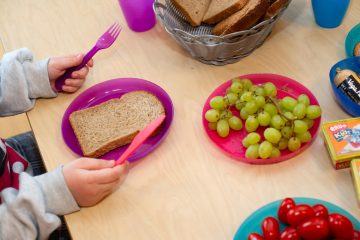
(233, 197, 360, 239)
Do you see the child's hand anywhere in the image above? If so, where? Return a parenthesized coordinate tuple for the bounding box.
(63, 158, 128, 207)
(48, 54, 94, 93)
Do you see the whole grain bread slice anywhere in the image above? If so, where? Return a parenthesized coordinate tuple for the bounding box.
(203, 0, 249, 25)
(212, 0, 269, 36)
(263, 0, 289, 20)
(171, 0, 212, 26)
(69, 91, 165, 158)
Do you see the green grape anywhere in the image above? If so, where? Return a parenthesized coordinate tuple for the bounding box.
(246, 132, 261, 145)
(271, 114, 286, 130)
(281, 96, 298, 112)
(264, 127, 282, 144)
(281, 126, 293, 139)
(245, 115, 259, 132)
(205, 109, 220, 123)
(293, 103, 306, 119)
(246, 144, 260, 159)
(264, 82, 277, 97)
(298, 94, 310, 106)
(240, 108, 249, 120)
(225, 87, 232, 95)
(258, 111, 271, 126)
(242, 137, 250, 148)
(293, 120, 308, 134)
(210, 96, 226, 110)
(228, 116, 242, 131)
(208, 122, 217, 130)
(255, 86, 266, 96)
(242, 79, 253, 90)
(219, 110, 233, 119)
(217, 119, 230, 138)
(306, 105, 321, 119)
(288, 137, 301, 152)
(230, 81, 243, 94)
(284, 111, 295, 121)
(264, 103, 278, 116)
(244, 101, 258, 115)
(296, 131, 312, 143)
(240, 91, 253, 102)
(235, 100, 245, 111)
(254, 95, 266, 108)
(270, 147, 281, 158)
(232, 77, 241, 83)
(259, 141, 273, 159)
(226, 92, 238, 105)
(303, 118, 314, 129)
(278, 138, 288, 150)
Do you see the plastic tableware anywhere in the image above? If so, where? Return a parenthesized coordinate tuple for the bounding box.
(118, 0, 156, 32)
(61, 78, 174, 162)
(55, 23, 121, 92)
(202, 73, 321, 164)
(233, 197, 360, 239)
(115, 114, 166, 166)
(311, 0, 350, 28)
(329, 56, 360, 117)
(345, 23, 360, 57)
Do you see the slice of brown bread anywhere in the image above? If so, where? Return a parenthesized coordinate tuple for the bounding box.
(171, 0, 212, 26)
(69, 91, 165, 158)
(212, 0, 269, 36)
(203, 0, 249, 25)
(263, 0, 288, 20)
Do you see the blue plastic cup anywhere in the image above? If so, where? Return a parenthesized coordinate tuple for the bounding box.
(311, 0, 350, 28)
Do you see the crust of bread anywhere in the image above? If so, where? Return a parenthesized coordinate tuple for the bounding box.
(203, 0, 249, 24)
(171, 0, 211, 26)
(264, 0, 288, 20)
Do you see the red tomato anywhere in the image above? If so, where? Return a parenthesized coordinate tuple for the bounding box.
(328, 213, 354, 239)
(262, 217, 281, 240)
(353, 230, 360, 240)
(297, 217, 330, 240)
(248, 233, 265, 240)
(278, 198, 296, 224)
(286, 204, 315, 226)
(280, 226, 301, 240)
(313, 204, 328, 218)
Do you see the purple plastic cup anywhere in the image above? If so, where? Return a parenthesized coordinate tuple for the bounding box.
(118, 0, 156, 32)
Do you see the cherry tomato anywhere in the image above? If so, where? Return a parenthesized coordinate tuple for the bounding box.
(286, 204, 315, 226)
(261, 217, 280, 240)
(278, 198, 296, 224)
(280, 226, 301, 240)
(297, 217, 330, 240)
(328, 213, 354, 239)
(353, 230, 360, 240)
(313, 204, 328, 218)
(248, 233, 265, 240)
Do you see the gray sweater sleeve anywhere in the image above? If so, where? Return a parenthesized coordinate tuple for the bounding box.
(0, 167, 80, 240)
(0, 48, 57, 117)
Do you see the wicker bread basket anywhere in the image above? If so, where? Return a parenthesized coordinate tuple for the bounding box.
(154, 0, 291, 65)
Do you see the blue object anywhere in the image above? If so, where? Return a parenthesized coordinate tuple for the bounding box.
(311, 0, 350, 28)
(233, 197, 360, 239)
(329, 56, 360, 117)
(345, 23, 360, 57)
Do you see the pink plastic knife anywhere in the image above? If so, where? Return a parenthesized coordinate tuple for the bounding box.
(114, 114, 166, 166)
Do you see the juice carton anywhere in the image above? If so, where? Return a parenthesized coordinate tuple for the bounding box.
(321, 118, 360, 169)
(351, 159, 360, 206)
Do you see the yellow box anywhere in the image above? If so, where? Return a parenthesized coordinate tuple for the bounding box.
(351, 159, 360, 206)
(321, 118, 360, 169)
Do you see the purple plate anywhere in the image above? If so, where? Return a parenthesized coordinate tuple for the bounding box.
(61, 78, 174, 162)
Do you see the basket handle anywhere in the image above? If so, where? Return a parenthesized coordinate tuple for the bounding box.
(153, 0, 166, 22)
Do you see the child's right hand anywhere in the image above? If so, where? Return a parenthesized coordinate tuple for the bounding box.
(63, 158, 128, 207)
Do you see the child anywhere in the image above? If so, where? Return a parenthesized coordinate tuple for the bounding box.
(0, 48, 129, 239)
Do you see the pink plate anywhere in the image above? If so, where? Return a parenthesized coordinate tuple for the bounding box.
(202, 73, 321, 164)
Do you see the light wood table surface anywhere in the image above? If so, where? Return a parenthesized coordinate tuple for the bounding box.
(0, 1, 359, 239)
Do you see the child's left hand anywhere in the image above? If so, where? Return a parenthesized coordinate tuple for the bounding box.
(48, 54, 94, 93)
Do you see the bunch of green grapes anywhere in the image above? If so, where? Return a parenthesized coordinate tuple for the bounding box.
(204, 77, 322, 159)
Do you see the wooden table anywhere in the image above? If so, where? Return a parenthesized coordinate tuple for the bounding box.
(0, 1, 359, 239)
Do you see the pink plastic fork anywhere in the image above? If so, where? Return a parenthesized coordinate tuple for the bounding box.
(55, 22, 121, 91)
(114, 114, 166, 166)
